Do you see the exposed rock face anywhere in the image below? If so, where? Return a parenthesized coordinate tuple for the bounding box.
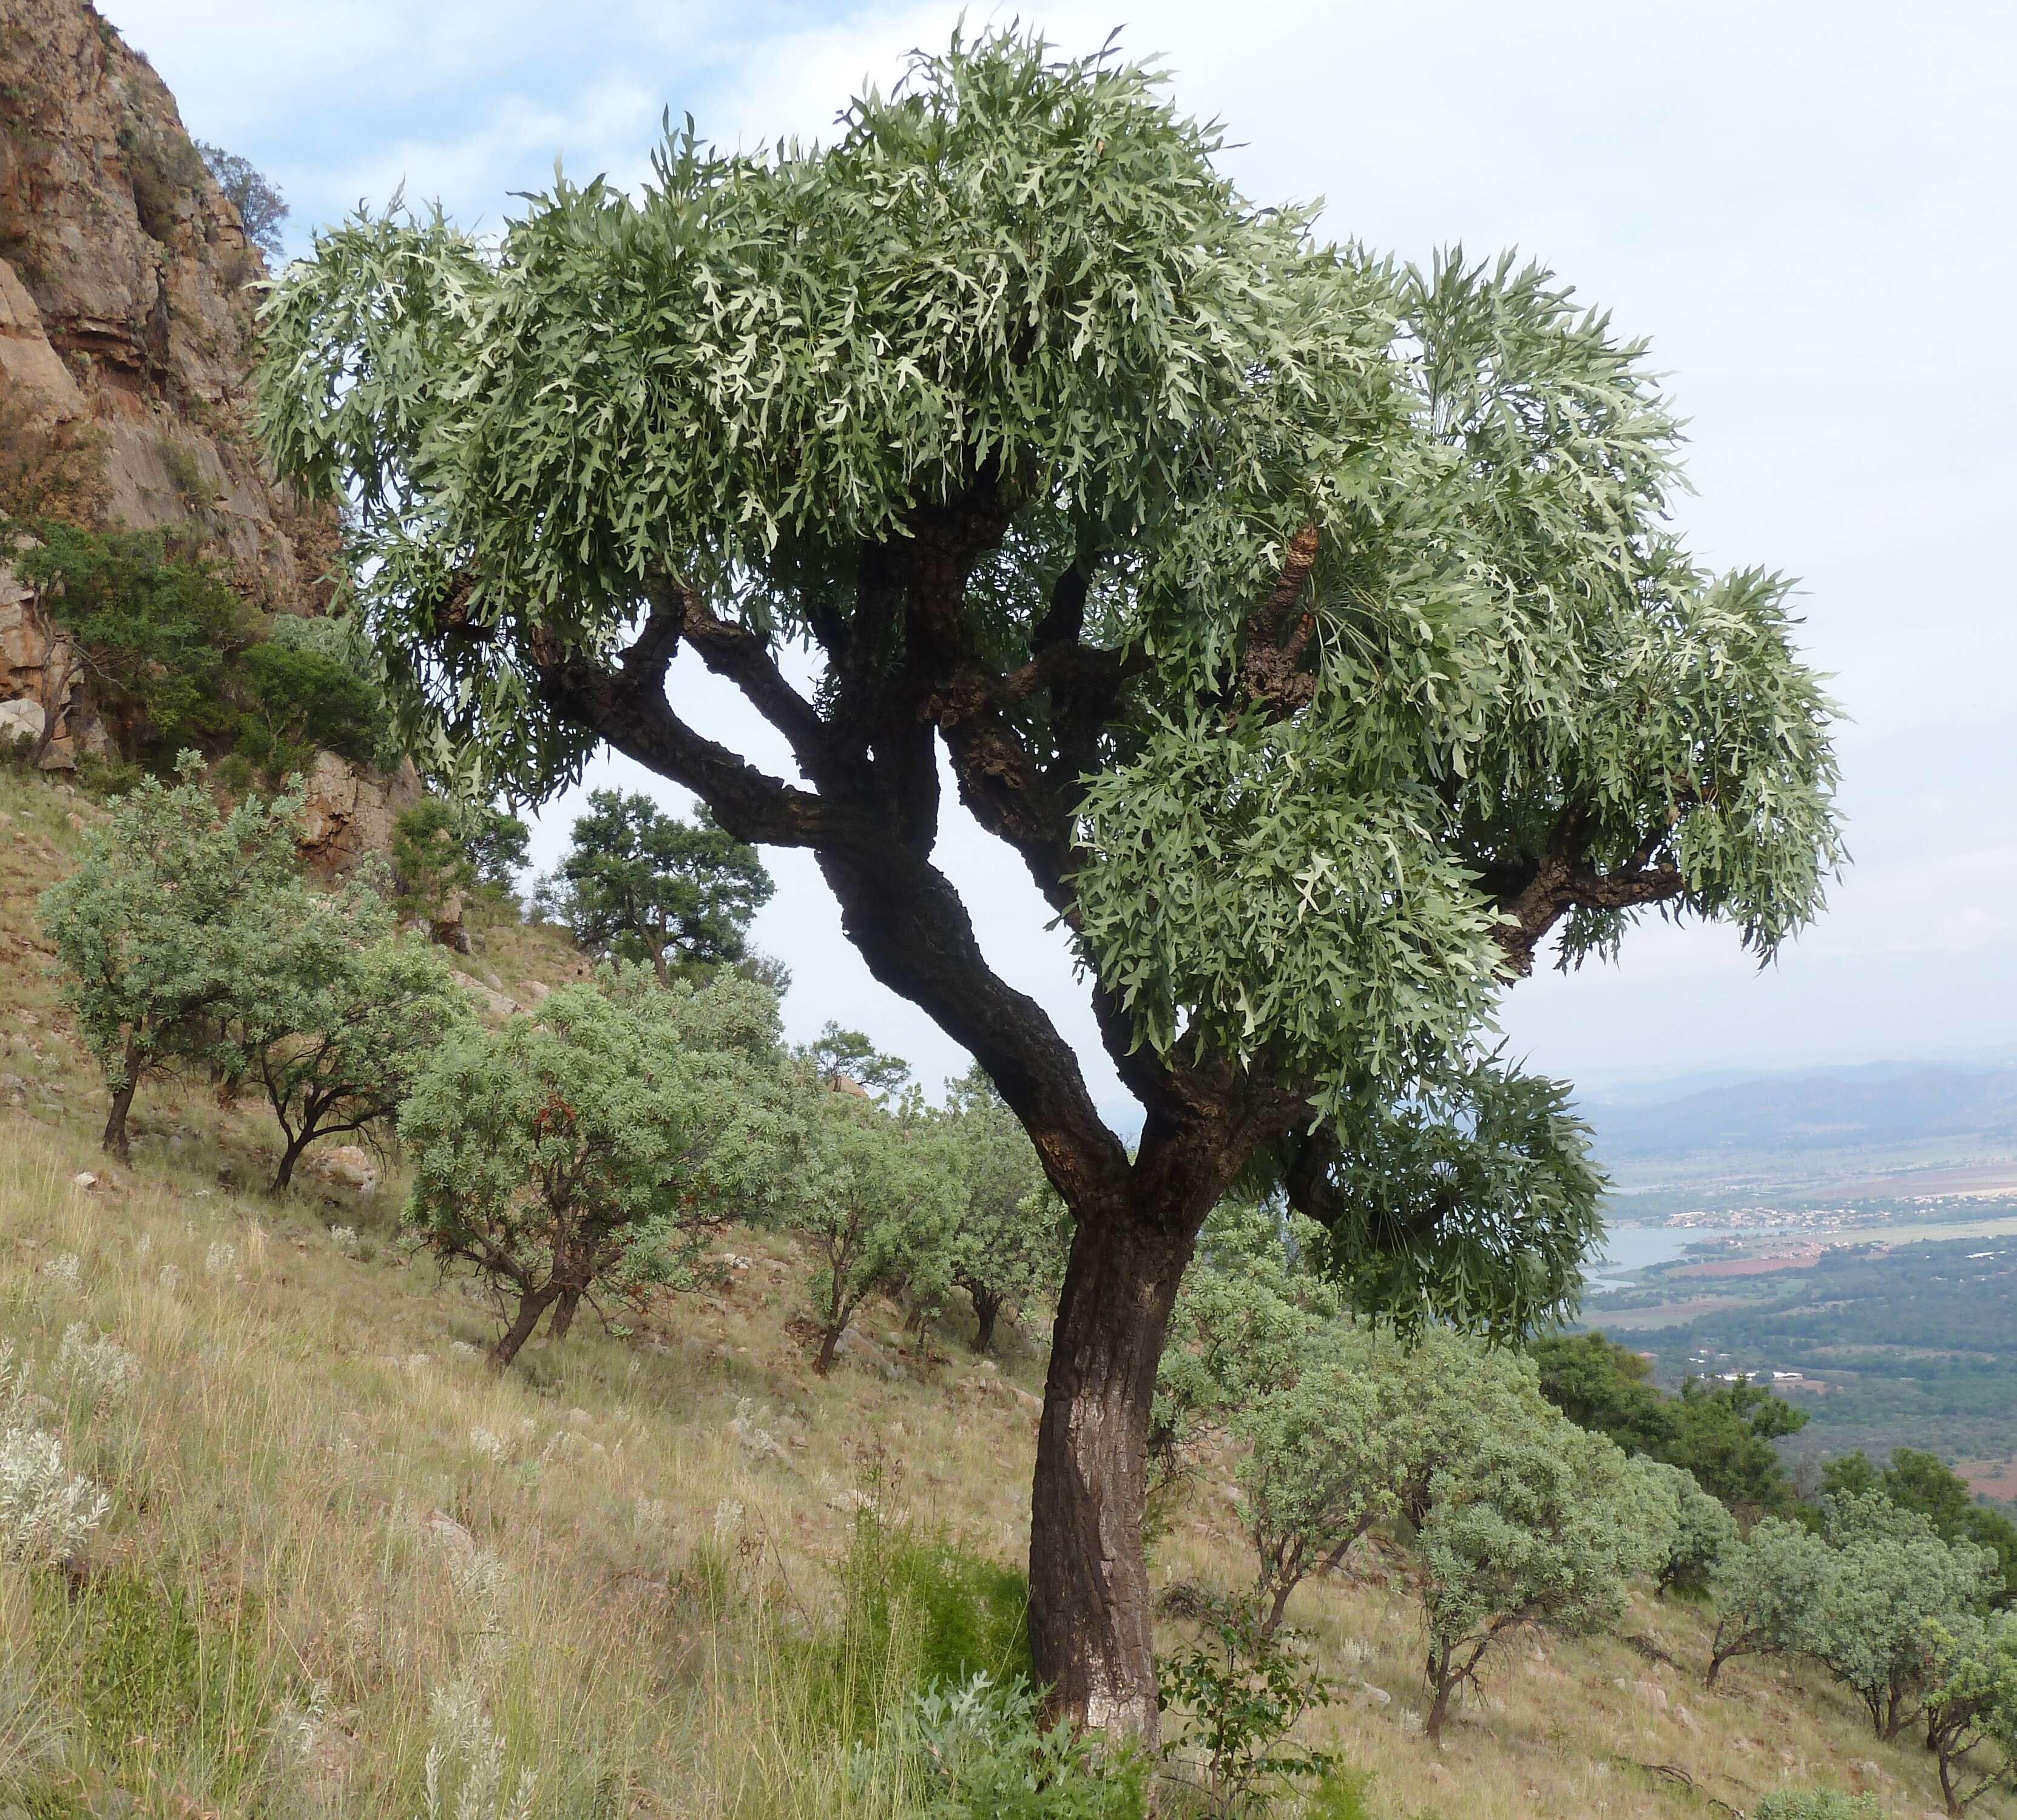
(296, 749, 425, 877)
(0, 0, 340, 763)
(0, 0, 329, 589)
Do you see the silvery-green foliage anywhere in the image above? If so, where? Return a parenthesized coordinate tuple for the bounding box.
(934, 1067, 1068, 1350)
(37, 753, 306, 1118)
(1640, 1460, 1738, 1596)
(1156, 1202, 1343, 1454)
(0, 1342, 29, 1421)
(255, 30, 1840, 1176)
(53, 1323, 140, 1412)
(0, 1424, 112, 1565)
(1229, 1322, 1541, 1633)
(423, 1683, 533, 1820)
(401, 977, 799, 1336)
(909, 1674, 1149, 1819)
(1923, 1611, 2017, 1812)
(793, 1088, 965, 1366)
(1415, 1404, 1667, 1734)
(231, 894, 472, 1187)
(1803, 1492, 2002, 1738)
(0, 1659, 67, 1785)
(1704, 1516, 1834, 1684)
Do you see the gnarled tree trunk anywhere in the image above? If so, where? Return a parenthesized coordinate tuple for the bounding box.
(1029, 1204, 1197, 1741)
(491, 1284, 559, 1369)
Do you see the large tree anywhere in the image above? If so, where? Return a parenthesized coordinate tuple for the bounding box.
(257, 32, 1840, 1734)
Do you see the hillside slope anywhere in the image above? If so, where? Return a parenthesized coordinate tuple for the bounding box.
(1, 773, 1998, 1820)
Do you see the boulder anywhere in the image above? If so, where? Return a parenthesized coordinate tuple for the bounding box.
(308, 1145, 379, 1197)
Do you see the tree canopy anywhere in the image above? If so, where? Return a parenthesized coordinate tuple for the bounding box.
(255, 27, 1842, 1735)
(545, 787, 772, 983)
(38, 755, 304, 1159)
(402, 977, 796, 1366)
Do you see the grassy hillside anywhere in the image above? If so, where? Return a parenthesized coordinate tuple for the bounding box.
(0, 764, 1998, 1820)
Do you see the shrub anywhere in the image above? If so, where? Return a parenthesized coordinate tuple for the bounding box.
(195, 140, 288, 260)
(239, 636, 389, 770)
(1751, 1793, 1882, 1820)
(807, 1495, 1034, 1745)
(1416, 1417, 1671, 1745)
(1155, 1592, 1334, 1815)
(910, 1675, 1149, 1820)
(38, 754, 305, 1159)
(424, 1681, 535, 1820)
(1924, 1613, 2017, 1816)
(795, 1089, 964, 1373)
(936, 1066, 1066, 1353)
(1803, 1491, 2001, 1739)
(12, 522, 249, 764)
(0, 1426, 111, 1565)
(52, 1324, 140, 1412)
(1643, 1459, 1737, 1597)
(1704, 1515, 1835, 1687)
(234, 911, 470, 1190)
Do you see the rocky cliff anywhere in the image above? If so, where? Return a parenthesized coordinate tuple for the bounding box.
(0, 0, 418, 858)
(0, 0, 328, 592)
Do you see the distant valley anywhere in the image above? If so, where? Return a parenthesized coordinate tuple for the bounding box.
(1576, 1057, 2017, 1211)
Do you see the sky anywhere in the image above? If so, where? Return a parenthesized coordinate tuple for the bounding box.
(103, 0, 2017, 1121)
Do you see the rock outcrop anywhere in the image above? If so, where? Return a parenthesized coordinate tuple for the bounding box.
(0, 0, 339, 763)
(294, 749, 425, 877)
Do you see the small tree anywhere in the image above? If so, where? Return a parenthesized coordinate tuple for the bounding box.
(196, 141, 288, 260)
(39, 755, 303, 1159)
(1703, 1516, 1835, 1688)
(402, 982, 791, 1365)
(1924, 1614, 2017, 1816)
(1230, 1323, 1538, 1638)
(239, 916, 471, 1190)
(12, 524, 248, 767)
(1803, 1493, 2000, 1740)
(800, 1022, 912, 1098)
(1644, 1460, 1738, 1598)
(1155, 1589, 1335, 1815)
(1416, 1417, 1671, 1744)
(390, 799, 475, 948)
(549, 789, 772, 984)
(938, 1066, 1067, 1352)
(795, 1091, 964, 1374)
(1827, 1449, 2017, 1605)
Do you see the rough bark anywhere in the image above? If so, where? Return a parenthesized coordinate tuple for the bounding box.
(1029, 1205, 1198, 1739)
(550, 1285, 582, 1340)
(271, 1130, 312, 1192)
(100, 1034, 139, 1161)
(971, 1289, 1002, 1355)
(490, 1284, 559, 1369)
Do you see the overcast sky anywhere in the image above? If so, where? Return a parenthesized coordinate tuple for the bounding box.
(104, 0, 2017, 1117)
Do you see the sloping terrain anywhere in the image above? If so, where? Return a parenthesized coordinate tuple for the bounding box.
(0, 764, 1998, 1820)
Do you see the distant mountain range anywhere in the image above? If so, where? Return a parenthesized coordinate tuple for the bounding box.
(1576, 1060, 2017, 1173)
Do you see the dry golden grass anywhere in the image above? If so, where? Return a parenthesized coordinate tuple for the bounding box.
(0, 761, 2007, 1819)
